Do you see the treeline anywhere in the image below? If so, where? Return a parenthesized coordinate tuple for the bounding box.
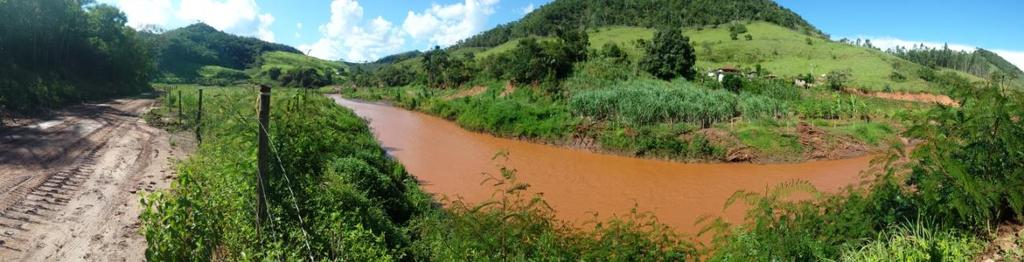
(0, 0, 152, 112)
(888, 44, 1024, 80)
(141, 23, 301, 83)
(453, 0, 821, 49)
(354, 27, 696, 93)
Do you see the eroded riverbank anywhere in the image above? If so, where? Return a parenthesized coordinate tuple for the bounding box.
(330, 95, 873, 236)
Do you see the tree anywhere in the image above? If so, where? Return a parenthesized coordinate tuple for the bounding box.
(729, 23, 748, 41)
(600, 42, 628, 64)
(0, 0, 153, 111)
(722, 74, 743, 93)
(640, 28, 697, 80)
(422, 46, 451, 88)
(825, 70, 850, 91)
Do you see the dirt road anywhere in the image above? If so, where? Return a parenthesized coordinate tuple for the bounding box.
(0, 98, 187, 261)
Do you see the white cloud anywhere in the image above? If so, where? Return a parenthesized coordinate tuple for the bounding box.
(842, 36, 1024, 70)
(992, 50, 1024, 71)
(846, 36, 976, 52)
(522, 3, 535, 14)
(257, 14, 275, 42)
(177, 0, 276, 41)
(402, 0, 500, 47)
(98, 0, 174, 29)
(297, 22, 303, 29)
(301, 0, 405, 62)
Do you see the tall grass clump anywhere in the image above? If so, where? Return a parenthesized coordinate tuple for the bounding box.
(741, 79, 802, 101)
(839, 223, 984, 261)
(570, 79, 738, 128)
(796, 93, 871, 119)
(738, 93, 789, 120)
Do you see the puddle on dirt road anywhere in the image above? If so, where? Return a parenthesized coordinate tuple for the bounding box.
(331, 95, 872, 237)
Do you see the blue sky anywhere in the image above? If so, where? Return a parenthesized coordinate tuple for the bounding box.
(100, 0, 1022, 68)
(99, 0, 550, 62)
(778, 0, 1024, 68)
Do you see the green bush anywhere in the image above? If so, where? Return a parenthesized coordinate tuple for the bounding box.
(722, 74, 743, 93)
(448, 95, 577, 140)
(599, 123, 723, 160)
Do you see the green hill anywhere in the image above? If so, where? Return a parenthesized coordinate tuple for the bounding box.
(891, 46, 1024, 82)
(253, 51, 346, 87)
(258, 51, 345, 74)
(143, 23, 301, 83)
(685, 22, 939, 92)
(454, 0, 820, 49)
(466, 22, 988, 93)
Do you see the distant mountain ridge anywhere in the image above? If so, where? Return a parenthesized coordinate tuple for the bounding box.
(142, 23, 301, 82)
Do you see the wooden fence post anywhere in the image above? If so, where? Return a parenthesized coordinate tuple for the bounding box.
(177, 90, 183, 120)
(256, 85, 271, 228)
(196, 89, 203, 144)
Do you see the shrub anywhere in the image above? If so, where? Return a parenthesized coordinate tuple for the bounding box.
(904, 85, 1024, 229)
(826, 69, 851, 91)
(722, 74, 743, 93)
(430, 91, 577, 140)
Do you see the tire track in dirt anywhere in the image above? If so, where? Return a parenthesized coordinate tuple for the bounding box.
(0, 98, 190, 261)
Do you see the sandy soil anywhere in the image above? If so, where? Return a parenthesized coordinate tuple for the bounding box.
(0, 98, 189, 261)
(849, 89, 959, 106)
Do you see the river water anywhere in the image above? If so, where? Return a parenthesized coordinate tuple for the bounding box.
(330, 95, 872, 237)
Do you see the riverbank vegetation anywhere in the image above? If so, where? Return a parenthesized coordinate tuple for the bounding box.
(146, 78, 1022, 260)
(141, 85, 697, 260)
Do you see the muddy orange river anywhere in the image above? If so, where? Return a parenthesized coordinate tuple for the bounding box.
(331, 96, 872, 237)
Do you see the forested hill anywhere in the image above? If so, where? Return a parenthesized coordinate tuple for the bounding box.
(0, 0, 152, 112)
(888, 45, 1024, 81)
(453, 0, 821, 49)
(142, 23, 301, 83)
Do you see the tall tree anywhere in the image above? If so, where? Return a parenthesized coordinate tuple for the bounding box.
(640, 28, 697, 80)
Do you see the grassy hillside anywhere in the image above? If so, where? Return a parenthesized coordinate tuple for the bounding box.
(257, 51, 345, 75)
(455, 0, 820, 49)
(685, 22, 938, 92)
(144, 23, 301, 83)
(469, 22, 982, 93)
